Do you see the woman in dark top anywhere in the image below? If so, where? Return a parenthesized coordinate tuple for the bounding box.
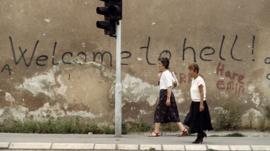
(150, 57, 188, 137)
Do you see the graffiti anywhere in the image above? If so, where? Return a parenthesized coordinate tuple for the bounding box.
(265, 57, 270, 64)
(0, 36, 132, 75)
(121, 51, 132, 65)
(267, 73, 270, 81)
(8, 36, 116, 67)
(266, 57, 270, 81)
(216, 62, 245, 95)
(182, 35, 256, 62)
(140, 35, 256, 65)
(251, 35, 256, 62)
(0, 35, 258, 77)
(140, 36, 172, 65)
(0, 64, 12, 75)
(140, 37, 155, 65)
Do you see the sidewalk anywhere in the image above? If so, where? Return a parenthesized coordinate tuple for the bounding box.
(0, 132, 269, 150)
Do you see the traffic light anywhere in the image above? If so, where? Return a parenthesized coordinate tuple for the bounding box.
(96, 0, 122, 37)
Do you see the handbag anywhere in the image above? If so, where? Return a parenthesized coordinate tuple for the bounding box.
(170, 71, 179, 88)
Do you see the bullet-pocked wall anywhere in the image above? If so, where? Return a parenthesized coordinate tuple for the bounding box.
(0, 0, 269, 130)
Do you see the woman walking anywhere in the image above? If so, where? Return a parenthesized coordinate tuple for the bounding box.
(184, 63, 213, 144)
(151, 57, 188, 137)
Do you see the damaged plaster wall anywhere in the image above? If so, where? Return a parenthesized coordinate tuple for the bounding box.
(0, 0, 269, 130)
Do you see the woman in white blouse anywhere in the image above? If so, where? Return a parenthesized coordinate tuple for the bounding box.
(184, 63, 213, 143)
(150, 57, 188, 137)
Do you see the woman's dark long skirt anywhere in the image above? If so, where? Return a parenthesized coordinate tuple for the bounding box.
(154, 89, 180, 123)
(184, 101, 213, 134)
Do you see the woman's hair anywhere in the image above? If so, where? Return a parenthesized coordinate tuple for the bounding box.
(158, 57, 170, 69)
(188, 63, 199, 73)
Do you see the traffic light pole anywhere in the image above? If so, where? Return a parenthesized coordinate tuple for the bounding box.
(115, 21, 122, 137)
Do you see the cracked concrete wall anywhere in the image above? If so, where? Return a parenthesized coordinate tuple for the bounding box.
(0, 0, 269, 129)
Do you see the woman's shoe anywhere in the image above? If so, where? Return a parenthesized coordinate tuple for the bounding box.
(178, 128, 189, 137)
(192, 136, 203, 144)
(192, 132, 206, 144)
(149, 131, 161, 137)
(192, 138, 203, 144)
(192, 137, 202, 144)
(203, 132, 207, 137)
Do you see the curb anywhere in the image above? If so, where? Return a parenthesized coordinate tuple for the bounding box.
(1, 142, 270, 150)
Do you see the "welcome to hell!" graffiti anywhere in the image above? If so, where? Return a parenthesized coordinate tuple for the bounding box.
(0, 35, 268, 84)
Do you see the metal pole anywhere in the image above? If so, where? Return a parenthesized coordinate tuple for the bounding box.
(115, 21, 122, 137)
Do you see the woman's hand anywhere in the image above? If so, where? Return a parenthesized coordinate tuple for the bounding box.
(199, 103, 204, 112)
(166, 98, 171, 106)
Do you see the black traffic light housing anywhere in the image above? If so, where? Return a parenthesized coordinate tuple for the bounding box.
(96, 0, 122, 37)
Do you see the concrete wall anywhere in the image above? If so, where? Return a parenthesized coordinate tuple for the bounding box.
(0, 0, 269, 130)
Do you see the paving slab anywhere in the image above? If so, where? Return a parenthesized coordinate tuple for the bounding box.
(9, 142, 51, 149)
(51, 143, 94, 150)
(163, 144, 185, 151)
(118, 144, 139, 150)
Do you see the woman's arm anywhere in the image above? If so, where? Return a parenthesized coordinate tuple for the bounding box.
(158, 72, 161, 85)
(199, 85, 205, 112)
(166, 86, 172, 106)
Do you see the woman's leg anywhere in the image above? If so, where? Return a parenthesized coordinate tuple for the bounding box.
(193, 112, 206, 143)
(154, 123, 161, 133)
(176, 122, 185, 131)
(150, 123, 161, 137)
(177, 122, 189, 136)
